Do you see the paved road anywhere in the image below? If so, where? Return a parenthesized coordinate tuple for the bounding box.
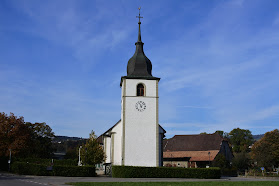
(1, 172, 279, 186)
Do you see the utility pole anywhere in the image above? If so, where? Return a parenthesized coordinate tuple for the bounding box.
(8, 149, 11, 172)
(78, 146, 82, 166)
(85, 148, 87, 166)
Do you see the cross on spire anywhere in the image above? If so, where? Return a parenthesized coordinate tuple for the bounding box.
(136, 7, 143, 23)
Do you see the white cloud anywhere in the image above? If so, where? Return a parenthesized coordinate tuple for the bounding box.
(239, 105, 279, 124)
(8, 0, 133, 70)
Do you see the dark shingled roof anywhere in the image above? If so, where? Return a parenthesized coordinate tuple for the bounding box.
(163, 133, 224, 152)
(120, 15, 160, 86)
(126, 18, 159, 79)
(127, 39, 152, 77)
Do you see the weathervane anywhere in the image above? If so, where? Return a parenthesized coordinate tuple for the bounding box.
(136, 7, 143, 23)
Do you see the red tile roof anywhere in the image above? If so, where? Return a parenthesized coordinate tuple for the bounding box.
(163, 150, 219, 161)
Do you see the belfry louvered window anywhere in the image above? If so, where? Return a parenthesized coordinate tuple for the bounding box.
(137, 84, 145, 96)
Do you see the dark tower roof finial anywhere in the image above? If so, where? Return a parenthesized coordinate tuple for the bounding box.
(126, 7, 154, 78)
(136, 7, 143, 42)
(121, 7, 160, 86)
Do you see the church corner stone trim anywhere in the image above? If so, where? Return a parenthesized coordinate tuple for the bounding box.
(122, 78, 126, 165)
(156, 80, 159, 167)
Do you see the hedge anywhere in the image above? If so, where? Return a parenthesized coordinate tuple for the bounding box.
(15, 158, 77, 166)
(221, 167, 238, 177)
(0, 156, 9, 171)
(112, 166, 221, 179)
(11, 162, 96, 177)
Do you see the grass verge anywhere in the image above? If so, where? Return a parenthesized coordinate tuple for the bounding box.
(67, 181, 279, 186)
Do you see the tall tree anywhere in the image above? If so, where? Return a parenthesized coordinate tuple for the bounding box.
(0, 112, 55, 159)
(229, 128, 253, 153)
(212, 153, 229, 169)
(232, 152, 250, 171)
(215, 130, 229, 138)
(81, 131, 105, 166)
(251, 129, 279, 169)
(25, 122, 55, 158)
(0, 112, 30, 157)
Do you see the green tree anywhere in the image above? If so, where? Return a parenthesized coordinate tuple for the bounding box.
(25, 122, 55, 158)
(81, 131, 105, 166)
(251, 129, 279, 169)
(64, 140, 86, 159)
(232, 152, 250, 171)
(212, 154, 229, 169)
(229, 128, 253, 153)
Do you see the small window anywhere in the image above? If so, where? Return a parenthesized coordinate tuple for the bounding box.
(137, 83, 145, 96)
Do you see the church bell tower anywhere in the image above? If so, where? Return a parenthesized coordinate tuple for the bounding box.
(120, 8, 161, 167)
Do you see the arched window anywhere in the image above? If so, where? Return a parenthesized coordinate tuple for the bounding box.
(137, 83, 145, 96)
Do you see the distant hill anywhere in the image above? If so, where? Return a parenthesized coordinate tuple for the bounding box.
(52, 135, 87, 143)
(253, 134, 264, 141)
(52, 136, 87, 157)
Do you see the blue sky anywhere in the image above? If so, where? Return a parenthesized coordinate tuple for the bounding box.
(1, 0, 279, 138)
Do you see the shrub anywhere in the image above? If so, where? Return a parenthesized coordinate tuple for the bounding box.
(15, 158, 51, 165)
(221, 167, 238, 177)
(11, 162, 50, 176)
(232, 152, 251, 172)
(0, 156, 9, 171)
(52, 165, 96, 177)
(53, 159, 77, 166)
(11, 162, 96, 177)
(15, 158, 77, 166)
(212, 154, 230, 169)
(112, 166, 220, 179)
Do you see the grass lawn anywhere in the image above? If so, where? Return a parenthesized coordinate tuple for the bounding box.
(68, 181, 279, 186)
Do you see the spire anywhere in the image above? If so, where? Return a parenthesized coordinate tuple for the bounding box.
(136, 7, 143, 43)
(126, 7, 153, 77)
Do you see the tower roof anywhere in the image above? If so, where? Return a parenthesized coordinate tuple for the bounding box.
(121, 8, 160, 86)
(126, 8, 153, 77)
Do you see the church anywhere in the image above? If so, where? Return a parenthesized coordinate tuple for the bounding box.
(97, 11, 166, 168)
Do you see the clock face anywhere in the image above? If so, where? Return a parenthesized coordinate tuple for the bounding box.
(135, 101, 146, 112)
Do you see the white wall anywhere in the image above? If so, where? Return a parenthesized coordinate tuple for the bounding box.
(125, 79, 157, 97)
(104, 136, 111, 163)
(122, 78, 159, 167)
(111, 121, 122, 165)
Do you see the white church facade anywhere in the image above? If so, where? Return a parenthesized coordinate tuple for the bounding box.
(97, 12, 166, 168)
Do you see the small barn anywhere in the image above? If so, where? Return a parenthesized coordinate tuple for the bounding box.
(163, 133, 233, 168)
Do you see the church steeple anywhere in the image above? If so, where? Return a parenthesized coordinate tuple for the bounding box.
(127, 7, 153, 77)
(136, 8, 143, 43)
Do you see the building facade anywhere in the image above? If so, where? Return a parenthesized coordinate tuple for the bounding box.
(163, 133, 233, 168)
(98, 13, 165, 168)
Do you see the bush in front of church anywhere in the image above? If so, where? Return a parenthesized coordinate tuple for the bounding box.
(112, 165, 221, 179)
(11, 161, 96, 177)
